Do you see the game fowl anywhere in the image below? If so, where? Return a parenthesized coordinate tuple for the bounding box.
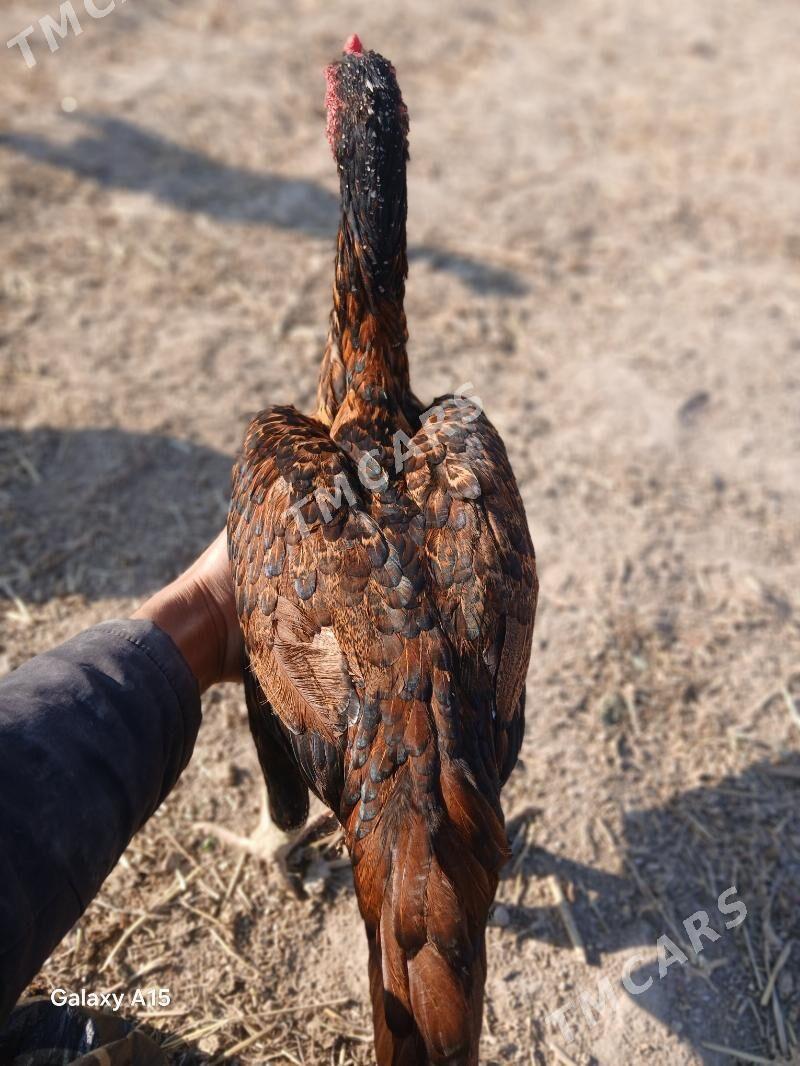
(225, 35, 538, 1064)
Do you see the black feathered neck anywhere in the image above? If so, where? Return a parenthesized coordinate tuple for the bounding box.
(327, 50, 409, 307)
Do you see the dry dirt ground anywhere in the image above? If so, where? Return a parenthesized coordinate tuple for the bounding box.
(2, 1, 800, 1063)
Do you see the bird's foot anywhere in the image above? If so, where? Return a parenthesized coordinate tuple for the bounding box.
(195, 799, 344, 898)
(284, 813, 347, 898)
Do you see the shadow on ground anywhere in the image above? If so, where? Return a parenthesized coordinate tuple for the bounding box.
(504, 755, 800, 1063)
(0, 426, 232, 602)
(0, 114, 527, 296)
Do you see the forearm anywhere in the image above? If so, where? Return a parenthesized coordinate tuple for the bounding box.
(0, 620, 201, 1022)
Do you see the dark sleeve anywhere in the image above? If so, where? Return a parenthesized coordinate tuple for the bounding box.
(0, 620, 201, 1023)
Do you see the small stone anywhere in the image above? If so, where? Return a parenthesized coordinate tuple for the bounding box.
(490, 904, 511, 928)
(303, 856, 330, 897)
(678, 390, 711, 426)
(690, 40, 717, 60)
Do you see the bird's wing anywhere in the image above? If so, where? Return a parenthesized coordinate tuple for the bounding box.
(404, 394, 538, 784)
(229, 404, 381, 812)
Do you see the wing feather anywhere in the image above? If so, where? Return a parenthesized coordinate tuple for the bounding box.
(229, 405, 370, 808)
(405, 396, 538, 783)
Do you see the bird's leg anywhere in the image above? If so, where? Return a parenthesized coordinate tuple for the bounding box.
(288, 809, 348, 896)
(196, 788, 294, 889)
(196, 789, 342, 897)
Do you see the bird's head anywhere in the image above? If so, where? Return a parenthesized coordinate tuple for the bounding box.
(324, 37, 409, 296)
(324, 35, 409, 165)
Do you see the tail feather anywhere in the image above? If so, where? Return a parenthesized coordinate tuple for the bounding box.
(355, 766, 507, 1065)
(369, 938, 423, 1065)
(409, 942, 472, 1061)
(393, 815, 431, 951)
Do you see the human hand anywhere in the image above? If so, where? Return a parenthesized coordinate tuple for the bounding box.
(132, 529, 243, 692)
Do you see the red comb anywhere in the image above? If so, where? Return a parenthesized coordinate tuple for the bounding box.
(344, 34, 363, 55)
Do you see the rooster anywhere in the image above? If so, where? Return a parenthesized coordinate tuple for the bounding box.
(226, 35, 538, 1064)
